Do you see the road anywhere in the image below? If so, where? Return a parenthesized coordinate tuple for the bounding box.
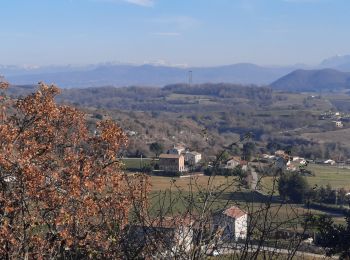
(278, 125, 310, 134)
(212, 244, 337, 259)
(250, 167, 258, 190)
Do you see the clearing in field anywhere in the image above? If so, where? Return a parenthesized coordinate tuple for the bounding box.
(302, 127, 350, 146)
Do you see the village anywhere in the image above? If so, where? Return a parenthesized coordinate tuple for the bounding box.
(123, 141, 350, 177)
(4, 0, 350, 257)
(121, 142, 350, 257)
(319, 110, 350, 128)
(123, 144, 250, 257)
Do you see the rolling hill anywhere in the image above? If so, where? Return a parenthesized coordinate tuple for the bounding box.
(270, 69, 350, 92)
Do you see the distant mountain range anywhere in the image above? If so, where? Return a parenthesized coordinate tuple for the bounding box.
(2, 63, 298, 88)
(270, 69, 350, 92)
(319, 55, 350, 71)
(2, 55, 350, 90)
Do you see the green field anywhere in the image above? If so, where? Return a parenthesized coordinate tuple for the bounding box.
(121, 158, 152, 169)
(262, 164, 350, 191)
(307, 164, 350, 189)
(150, 175, 234, 191)
(147, 175, 346, 225)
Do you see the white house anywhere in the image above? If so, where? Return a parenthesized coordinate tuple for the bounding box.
(159, 154, 186, 172)
(185, 151, 202, 165)
(168, 145, 186, 155)
(334, 121, 344, 128)
(292, 157, 307, 167)
(324, 159, 336, 165)
(224, 157, 241, 169)
(303, 237, 314, 245)
(299, 159, 307, 166)
(262, 154, 276, 160)
(128, 215, 194, 257)
(292, 156, 300, 161)
(286, 161, 297, 172)
(262, 154, 270, 159)
(125, 130, 137, 136)
(212, 206, 248, 241)
(151, 216, 194, 254)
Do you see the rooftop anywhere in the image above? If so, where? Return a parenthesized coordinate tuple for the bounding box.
(159, 153, 182, 159)
(172, 145, 186, 150)
(144, 215, 194, 229)
(187, 151, 201, 155)
(226, 157, 241, 163)
(223, 206, 247, 219)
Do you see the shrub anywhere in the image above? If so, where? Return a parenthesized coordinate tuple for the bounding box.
(278, 172, 310, 203)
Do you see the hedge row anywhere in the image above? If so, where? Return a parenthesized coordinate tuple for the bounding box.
(307, 202, 350, 215)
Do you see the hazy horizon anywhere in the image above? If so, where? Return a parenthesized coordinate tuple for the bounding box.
(1, 0, 350, 67)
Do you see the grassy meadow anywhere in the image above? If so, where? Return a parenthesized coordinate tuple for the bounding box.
(121, 158, 152, 169)
(261, 163, 350, 191)
(146, 174, 347, 225)
(307, 164, 350, 189)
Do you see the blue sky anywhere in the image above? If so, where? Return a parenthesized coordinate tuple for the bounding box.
(1, 0, 350, 66)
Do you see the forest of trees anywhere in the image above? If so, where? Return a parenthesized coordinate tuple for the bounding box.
(7, 82, 350, 160)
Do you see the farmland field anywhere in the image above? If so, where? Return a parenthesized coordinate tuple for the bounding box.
(302, 127, 350, 146)
(150, 175, 235, 191)
(261, 163, 350, 191)
(147, 175, 346, 225)
(307, 164, 350, 189)
(121, 158, 152, 169)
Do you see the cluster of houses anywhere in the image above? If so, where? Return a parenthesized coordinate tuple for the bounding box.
(261, 150, 308, 172)
(156, 143, 344, 175)
(221, 156, 248, 171)
(158, 145, 250, 174)
(261, 150, 342, 172)
(319, 111, 350, 128)
(128, 205, 248, 257)
(158, 145, 202, 173)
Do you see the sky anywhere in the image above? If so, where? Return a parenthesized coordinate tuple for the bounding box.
(1, 0, 350, 67)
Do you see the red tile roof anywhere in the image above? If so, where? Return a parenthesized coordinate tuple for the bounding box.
(223, 206, 246, 218)
(159, 154, 182, 159)
(145, 215, 194, 228)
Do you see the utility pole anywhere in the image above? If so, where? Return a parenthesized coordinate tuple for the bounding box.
(188, 70, 193, 86)
(335, 188, 338, 205)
